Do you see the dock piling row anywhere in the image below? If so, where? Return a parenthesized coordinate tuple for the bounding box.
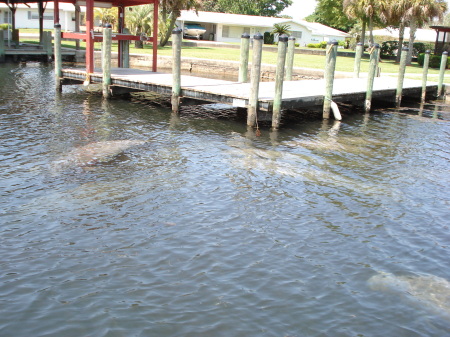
(323, 41, 338, 119)
(353, 42, 363, 78)
(171, 28, 182, 113)
(121, 28, 131, 68)
(396, 47, 408, 106)
(421, 50, 430, 103)
(0, 30, 5, 63)
(248, 32, 264, 127)
(54, 24, 62, 91)
(102, 24, 112, 99)
(365, 44, 380, 113)
(438, 51, 448, 98)
(285, 37, 296, 81)
(238, 33, 250, 83)
(272, 34, 289, 130)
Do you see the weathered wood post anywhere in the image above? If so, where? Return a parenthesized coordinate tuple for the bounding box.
(437, 51, 448, 99)
(122, 28, 130, 68)
(102, 24, 112, 99)
(272, 34, 288, 130)
(0, 30, 5, 63)
(365, 44, 380, 113)
(238, 33, 250, 82)
(396, 46, 408, 107)
(323, 40, 338, 119)
(353, 42, 363, 78)
(421, 50, 430, 103)
(285, 36, 296, 81)
(248, 32, 263, 127)
(45, 31, 53, 61)
(54, 24, 62, 91)
(171, 28, 182, 113)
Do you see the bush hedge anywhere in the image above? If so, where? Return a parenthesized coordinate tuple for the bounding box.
(417, 53, 450, 69)
(306, 40, 346, 49)
(380, 40, 433, 58)
(0, 24, 11, 30)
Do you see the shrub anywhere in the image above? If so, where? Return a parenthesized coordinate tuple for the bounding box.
(0, 24, 11, 30)
(417, 53, 450, 69)
(381, 40, 436, 59)
(263, 31, 274, 45)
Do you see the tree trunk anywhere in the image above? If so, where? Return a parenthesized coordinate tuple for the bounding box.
(396, 22, 405, 63)
(368, 16, 374, 45)
(159, 15, 177, 47)
(360, 18, 366, 47)
(406, 19, 417, 65)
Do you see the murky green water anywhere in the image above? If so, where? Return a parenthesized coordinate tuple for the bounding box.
(1, 62, 449, 337)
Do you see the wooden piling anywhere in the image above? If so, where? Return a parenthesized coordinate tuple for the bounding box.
(0, 30, 5, 63)
(102, 24, 112, 99)
(323, 40, 338, 119)
(272, 34, 288, 130)
(437, 51, 448, 99)
(421, 50, 430, 103)
(45, 31, 53, 61)
(248, 32, 263, 127)
(122, 28, 130, 68)
(238, 33, 250, 83)
(285, 36, 296, 81)
(171, 28, 182, 113)
(396, 46, 408, 106)
(353, 42, 363, 78)
(365, 44, 380, 113)
(54, 24, 62, 91)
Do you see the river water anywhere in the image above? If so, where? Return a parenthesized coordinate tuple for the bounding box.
(1, 62, 449, 337)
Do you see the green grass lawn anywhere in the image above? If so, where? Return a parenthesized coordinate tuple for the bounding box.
(21, 37, 448, 80)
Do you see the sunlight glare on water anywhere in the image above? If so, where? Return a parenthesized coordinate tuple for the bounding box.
(1, 63, 449, 337)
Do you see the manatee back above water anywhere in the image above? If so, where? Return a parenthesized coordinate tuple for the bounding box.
(368, 272, 450, 318)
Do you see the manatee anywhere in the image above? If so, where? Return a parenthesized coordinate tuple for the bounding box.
(51, 140, 146, 171)
(368, 271, 450, 319)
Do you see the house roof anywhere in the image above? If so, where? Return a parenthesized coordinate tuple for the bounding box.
(178, 11, 351, 38)
(371, 28, 437, 42)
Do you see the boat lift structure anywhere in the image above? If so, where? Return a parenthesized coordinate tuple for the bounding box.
(0, 0, 159, 73)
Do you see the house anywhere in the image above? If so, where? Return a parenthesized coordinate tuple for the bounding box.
(176, 11, 350, 45)
(371, 27, 437, 43)
(0, 2, 87, 32)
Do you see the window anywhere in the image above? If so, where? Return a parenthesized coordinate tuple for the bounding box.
(28, 11, 54, 21)
(291, 31, 302, 39)
(222, 25, 229, 38)
(243, 27, 250, 35)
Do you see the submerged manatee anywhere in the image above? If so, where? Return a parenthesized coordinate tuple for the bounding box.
(51, 140, 146, 171)
(368, 272, 450, 318)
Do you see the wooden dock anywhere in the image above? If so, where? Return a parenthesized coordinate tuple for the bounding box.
(61, 67, 439, 112)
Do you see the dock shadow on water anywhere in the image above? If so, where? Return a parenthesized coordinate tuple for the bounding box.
(1, 63, 450, 337)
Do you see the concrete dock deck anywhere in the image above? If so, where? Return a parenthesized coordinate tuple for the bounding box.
(61, 67, 439, 111)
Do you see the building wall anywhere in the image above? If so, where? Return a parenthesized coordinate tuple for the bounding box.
(0, 8, 77, 31)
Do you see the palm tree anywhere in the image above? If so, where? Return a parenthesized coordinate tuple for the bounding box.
(344, 0, 377, 46)
(159, 0, 202, 46)
(126, 4, 154, 48)
(272, 23, 291, 35)
(377, 0, 408, 62)
(94, 8, 118, 30)
(402, 0, 447, 64)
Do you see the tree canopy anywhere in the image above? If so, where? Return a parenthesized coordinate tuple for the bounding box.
(306, 0, 355, 32)
(201, 0, 292, 17)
